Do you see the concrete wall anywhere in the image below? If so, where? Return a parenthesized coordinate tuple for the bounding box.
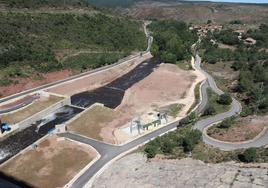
(18, 97, 71, 130)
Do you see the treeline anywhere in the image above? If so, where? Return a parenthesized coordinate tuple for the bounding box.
(149, 20, 198, 63)
(0, 12, 146, 86)
(1, 0, 91, 8)
(144, 127, 202, 158)
(200, 25, 268, 115)
(143, 126, 268, 163)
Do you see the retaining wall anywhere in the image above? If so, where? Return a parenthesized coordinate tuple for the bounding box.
(18, 97, 71, 130)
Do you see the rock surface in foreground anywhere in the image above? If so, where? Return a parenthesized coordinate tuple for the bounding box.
(92, 153, 268, 188)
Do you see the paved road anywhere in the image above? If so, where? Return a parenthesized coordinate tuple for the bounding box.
(0, 95, 39, 114)
(193, 54, 268, 150)
(61, 53, 268, 188)
(60, 119, 180, 188)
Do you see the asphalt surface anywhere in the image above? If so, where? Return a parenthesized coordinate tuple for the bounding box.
(61, 54, 268, 188)
(193, 55, 268, 150)
(0, 96, 38, 114)
(1, 26, 267, 187)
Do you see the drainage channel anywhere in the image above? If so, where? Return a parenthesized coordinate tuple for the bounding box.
(71, 58, 160, 108)
(0, 58, 159, 164)
(0, 105, 83, 164)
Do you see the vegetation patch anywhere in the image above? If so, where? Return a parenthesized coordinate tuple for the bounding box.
(201, 89, 231, 118)
(63, 53, 126, 72)
(149, 20, 197, 64)
(0, 11, 146, 86)
(187, 82, 201, 114)
(142, 125, 268, 163)
(200, 24, 268, 116)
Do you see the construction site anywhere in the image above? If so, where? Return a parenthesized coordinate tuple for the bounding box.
(0, 23, 204, 186)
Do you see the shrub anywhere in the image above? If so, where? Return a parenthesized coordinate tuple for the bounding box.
(218, 117, 234, 129)
(218, 93, 232, 105)
(182, 129, 202, 152)
(203, 105, 216, 116)
(144, 144, 158, 158)
(179, 112, 197, 125)
(238, 148, 257, 163)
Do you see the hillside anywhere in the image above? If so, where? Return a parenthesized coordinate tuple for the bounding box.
(0, 1, 146, 97)
(117, 1, 268, 24)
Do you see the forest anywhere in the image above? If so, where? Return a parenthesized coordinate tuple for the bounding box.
(200, 24, 268, 115)
(149, 20, 198, 63)
(0, 12, 146, 86)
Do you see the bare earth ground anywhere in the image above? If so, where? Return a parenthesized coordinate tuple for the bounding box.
(47, 53, 152, 96)
(118, 2, 268, 24)
(0, 69, 72, 98)
(207, 115, 268, 142)
(92, 153, 268, 188)
(1, 95, 63, 124)
(68, 62, 202, 144)
(67, 105, 129, 144)
(0, 135, 96, 188)
(117, 63, 196, 116)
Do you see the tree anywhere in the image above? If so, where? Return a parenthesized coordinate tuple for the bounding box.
(218, 117, 234, 129)
(182, 130, 202, 152)
(218, 93, 232, 105)
(238, 148, 257, 163)
(144, 144, 158, 158)
(239, 70, 254, 92)
(150, 43, 159, 57)
(160, 51, 177, 64)
(203, 105, 216, 116)
(161, 138, 175, 154)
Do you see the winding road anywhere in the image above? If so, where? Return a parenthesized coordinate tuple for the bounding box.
(1, 24, 268, 188)
(60, 53, 268, 188)
(193, 55, 268, 150)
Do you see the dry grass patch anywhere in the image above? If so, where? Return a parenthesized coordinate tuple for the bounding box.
(67, 105, 121, 141)
(0, 135, 96, 188)
(1, 95, 63, 124)
(207, 115, 268, 142)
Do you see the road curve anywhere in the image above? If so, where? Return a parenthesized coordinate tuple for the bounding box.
(60, 53, 268, 188)
(194, 54, 268, 150)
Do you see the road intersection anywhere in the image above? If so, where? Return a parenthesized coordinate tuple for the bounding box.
(61, 53, 268, 188)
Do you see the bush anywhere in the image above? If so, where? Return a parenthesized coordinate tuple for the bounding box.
(161, 138, 175, 154)
(218, 93, 232, 105)
(203, 105, 216, 116)
(144, 144, 158, 158)
(240, 106, 253, 117)
(238, 148, 257, 163)
(182, 129, 202, 152)
(218, 117, 234, 129)
(179, 112, 197, 125)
